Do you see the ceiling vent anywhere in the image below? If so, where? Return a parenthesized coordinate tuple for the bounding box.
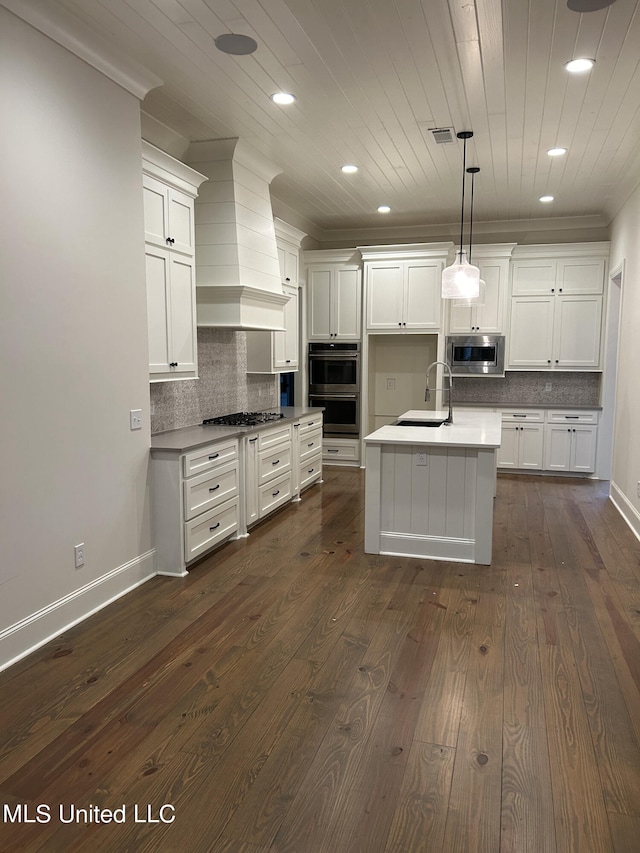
(431, 127, 456, 144)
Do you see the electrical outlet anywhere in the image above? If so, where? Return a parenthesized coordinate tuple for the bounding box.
(387, 377, 396, 390)
(74, 543, 85, 569)
(416, 450, 427, 467)
(544, 382, 552, 392)
(130, 409, 143, 430)
(637, 481, 640, 499)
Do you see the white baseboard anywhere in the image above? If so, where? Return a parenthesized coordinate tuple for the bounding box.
(0, 549, 156, 673)
(610, 481, 640, 544)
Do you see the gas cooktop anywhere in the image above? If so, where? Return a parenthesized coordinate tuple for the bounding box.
(202, 411, 285, 427)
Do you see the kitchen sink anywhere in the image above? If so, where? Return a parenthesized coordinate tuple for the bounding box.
(395, 418, 447, 427)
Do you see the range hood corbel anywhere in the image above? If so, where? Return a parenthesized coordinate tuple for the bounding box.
(187, 138, 286, 331)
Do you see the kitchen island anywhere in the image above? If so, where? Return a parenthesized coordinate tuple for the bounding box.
(364, 410, 502, 565)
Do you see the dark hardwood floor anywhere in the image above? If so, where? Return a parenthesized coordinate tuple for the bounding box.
(2, 466, 640, 852)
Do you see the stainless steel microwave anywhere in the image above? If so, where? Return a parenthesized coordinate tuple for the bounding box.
(446, 334, 505, 376)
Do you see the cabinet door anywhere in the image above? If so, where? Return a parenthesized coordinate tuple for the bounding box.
(511, 259, 557, 295)
(508, 297, 554, 368)
(168, 256, 197, 374)
(448, 299, 474, 334)
(307, 268, 333, 339)
(518, 423, 544, 469)
(570, 426, 597, 473)
(167, 188, 195, 255)
(544, 424, 572, 471)
(553, 296, 602, 369)
(274, 284, 299, 370)
(143, 175, 169, 247)
(404, 262, 441, 330)
(557, 258, 604, 295)
(145, 248, 172, 374)
(497, 423, 520, 468)
(335, 267, 361, 339)
(244, 435, 259, 527)
(475, 260, 505, 332)
(366, 263, 404, 330)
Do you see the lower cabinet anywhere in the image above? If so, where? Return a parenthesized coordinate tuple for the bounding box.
(294, 414, 323, 494)
(543, 411, 598, 473)
(323, 437, 361, 466)
(495, 407, 598, 474)
(497, 411, 545, 470)
(152, 437, 240, 577)
(243, 423, 293, 529)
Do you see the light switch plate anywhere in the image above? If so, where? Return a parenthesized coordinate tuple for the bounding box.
(130, 409, 143, 430)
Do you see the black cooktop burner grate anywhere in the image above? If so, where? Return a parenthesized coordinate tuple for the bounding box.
(202, 411, 284, 427)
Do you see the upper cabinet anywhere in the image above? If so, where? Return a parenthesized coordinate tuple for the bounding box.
(246, 219, 305, 373)
(142, 141, 207, 383)
(305, 249, 362, 341)
(507, 243, 609, 371)
(360, 244, 451, 333)
(447, 244, 516, 334)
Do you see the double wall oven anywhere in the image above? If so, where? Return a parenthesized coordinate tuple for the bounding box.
(308, 342, 360, 436)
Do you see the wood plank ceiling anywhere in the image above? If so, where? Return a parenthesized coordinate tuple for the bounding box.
(36, 0, 640, 236)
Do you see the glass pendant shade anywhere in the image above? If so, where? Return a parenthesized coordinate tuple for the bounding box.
(453, 276, 486, 308)
(442, 250, 480, 299)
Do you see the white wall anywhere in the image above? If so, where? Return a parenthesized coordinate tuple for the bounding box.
(609, 183, 640, 535)
(0, 8, 154, 668)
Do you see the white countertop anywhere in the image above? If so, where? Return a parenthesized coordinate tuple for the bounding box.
(363, 410, 502, 448)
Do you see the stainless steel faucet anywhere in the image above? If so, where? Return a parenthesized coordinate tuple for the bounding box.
(425, 361, 454, 424)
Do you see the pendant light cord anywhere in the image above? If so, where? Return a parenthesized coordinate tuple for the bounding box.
(459, 137, 467, 260)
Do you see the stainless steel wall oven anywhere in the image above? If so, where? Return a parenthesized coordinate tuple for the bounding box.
(308, 342, 360, 436)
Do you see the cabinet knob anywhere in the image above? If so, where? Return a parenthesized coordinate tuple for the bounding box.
(285, 277, 290, 282)
(398, 322, 402, 326)
(166, 237, 175, 245)
(169, 362, 178, 367)
(555, 360, 559, 364)
(548, 360, 551, 364)
(551, 288, 555, 293)
(559, 288, 563, 292)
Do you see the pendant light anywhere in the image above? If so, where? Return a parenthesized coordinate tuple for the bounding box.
(454, 166, 486, 308)
(442, 131, 480, 299)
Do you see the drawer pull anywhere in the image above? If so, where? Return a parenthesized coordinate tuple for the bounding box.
(272, 459, 280, 465)
(272, 489, 280, 497)
(564, 415, 579, 419)
(208, 453, 219, 460)
(513, 414, 527, 418)
(308, 442, 315, 447)
(327, 449, 339, 453)
(209, 522, 220, 531)
(308, 467, 315, 474)
(249, 437, 258, 443)
(208, 484, 220, 492)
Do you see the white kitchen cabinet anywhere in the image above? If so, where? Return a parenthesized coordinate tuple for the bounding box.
(145, 247, 197, 377)
(543, 410, 598, 473)
(507, 243, 608, 371)
(508, 294, 602, 370)
(142, 141, 207, 382)
(323, 437, 361, 467)
(246, 283, 299, 373)
(447, 245, 515, 333)
(243, 423, 293, 529)
(497, 410, 545, 470)
(365, 261, 442, 331)
(293, 414, 323, 495)
(305, 251, 362, 341)
(151, 437, 240, 576)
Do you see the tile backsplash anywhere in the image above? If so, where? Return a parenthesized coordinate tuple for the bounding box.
(150, 328, 278, 433)
(452, 371, 601, 407)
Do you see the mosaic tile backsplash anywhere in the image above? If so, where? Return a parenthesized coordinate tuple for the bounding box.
(452, 371, 601, 407)
(150, 328, 278, 434)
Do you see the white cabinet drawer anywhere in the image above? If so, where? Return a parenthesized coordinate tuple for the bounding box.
(259, 471, 292, 517)
(300, 453, 322, 490)
(546, 409, 598, 425)
(323, 440, 360, 463)
(298, 415, 322, 436)
(258, 424, 292, 452)
(499, 409, 545, 423)
(183, 460, 239, 521)
(183, 438, 238, 478)
(184, 497, 239, 563)
(299, 428, 323, 462)
(258, 445, 292, 485)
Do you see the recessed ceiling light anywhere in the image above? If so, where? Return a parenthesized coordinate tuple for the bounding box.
(341, 164, 358, 174)
(271, 92, 296, 105)
(539, 195, 555, 203)
(214, 33, 258, 55)
(377, 205, 391, 213)
(564, 58, 595, 73)
(547, 147, 568, 157)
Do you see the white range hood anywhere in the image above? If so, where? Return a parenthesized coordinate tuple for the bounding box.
(187, 138, 288, 331)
